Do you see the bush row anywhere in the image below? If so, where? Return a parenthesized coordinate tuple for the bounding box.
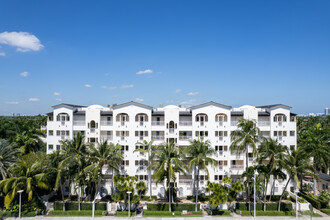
(206, 209, 231, 216)
(298, 193, 321, 209)
(321, 209, 330, 215)
(116, 211, 133, 217)
(143, 210, 202, 216)
(235, 202, 292, 211)
(54, 202, 107, 211)
(147, 203, 200, 211)
(141, 196, 157, 201)
(2, 211, 36, 217)
(48, 210, 104, 216)
(238, 210, 295, 216)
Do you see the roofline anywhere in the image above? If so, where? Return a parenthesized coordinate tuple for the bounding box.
(190, 101, 232, 110)
(257, 104, 292, 109)
(52, 103, 86, 109)
(112, 101, 154, 110)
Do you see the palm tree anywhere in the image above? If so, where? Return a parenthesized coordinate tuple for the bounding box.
(84, 140, 123, 200)
(278, 147, 315, 211)
(0, 139, 18, 179)
(136, 181, 147, 201)
(230, 118, 260, 211)
(257, 138, 286, 210)
(113, 176, 137, 206)
(185, 139, 216, 211)
(134, 139, 157, 200)
(15, 130, 44, 154)
(151, 141, 186, 212)
(300, 123, 330, 195)
(0, 153, 50, 208)
(59, 132, 88, 211)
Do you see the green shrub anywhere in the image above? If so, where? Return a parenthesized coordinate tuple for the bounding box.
(147, 203, 199, 211)
(239, 210, 295, 216)
(54, 202, 107, 211)
(48, 210, 103, 216)
(141, 196, 157, 201)
(143, 210, 202, 217)
(321, 209, 330, 215)
(206, 209, 231, 216)
(235, 202, 292, 211)
(116, 211, 133, 217)
(298, 193, 321, 209)
(302, 211, 322, 217)
(2, 211, 36, 217)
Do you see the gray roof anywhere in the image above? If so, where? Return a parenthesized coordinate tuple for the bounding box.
(190, 101, 232, 110)
(231, 111, 244, 116)
(52, 103, 86, 109)
(152, 111, 164, 116)
(73, 110, 85, 115)
(101, 111, 113, 116)
(112, 101, 153, 110)
(319, 173, 330, 182)
(257, 104, 292, 109)
(258, 112, 270, 116)
(179, 111, 192, 116)
(46, 112, 53, 116)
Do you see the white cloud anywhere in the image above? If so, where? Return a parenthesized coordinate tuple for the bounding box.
(85, 84, 92, 88)
(121, 84, 134, 89)
(180, 99, 197, 106)
(101, 85, 107, 89)
(20, 71, 29, 77)
(0, 31, 44, 52)
(29, 98, 40, 102)
(109, 86, 117, 90)
(0, 52, 5, 56)
(135, 98, 144, 102)
(55, 98, 62, 101)
(187, 92, 199, 96)
(136, 69, 153, 75)
(5, 101, 19, 105)
(174, 89, 181, 94)
(53, 92, 60, 96)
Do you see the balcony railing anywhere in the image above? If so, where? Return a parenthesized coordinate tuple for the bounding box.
(218, 136, 224, 141)
(169, 128, 175, 133)
(231, 165, 244, 169)
(73, 121, 85, 126)
(179, 136, 192, 141)
(258, 121, 270, 126)
(179, 179, 193, 184)
(90, 128, 95, 133)
(101, 121, 113, 126)
(101, 135, 113, 140)
(151, 121, 164, 126)
(179, 121, 192, 126)
(249, 157, 253, 162)
(152, 135, 164, 140)
(231, 121, 238, 126)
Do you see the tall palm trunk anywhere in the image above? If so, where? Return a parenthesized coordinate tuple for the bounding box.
(269, 178, 275, 201)
(168, 172, 171, 212)
(148, 153, 152, 200)
(195, 166, 199, 212)
(278, 176, 291, 211)
(263, 178, 268, 211)
(60, 181, 66, 211)
(245, 150, 251, 211)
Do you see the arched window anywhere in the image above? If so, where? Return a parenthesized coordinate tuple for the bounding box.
(135, 113, 148, 123)
(56, 113, 70, 122)
(215, 113, 227, 122)
(274, 114, 287, 122)
(195, 113, 208, 122)
(116, 113, 129, 125)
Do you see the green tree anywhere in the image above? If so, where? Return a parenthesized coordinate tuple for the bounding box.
(133, 139, 157, 200)
(113, 176, 137, 207)
(0, 139, 18, 179)
(185, 139, 216, 211)
(151, 141, 186, 212)
(136, 181, 147, 201)
(206, 182, 227, 207)
(230, 119, 260, 211)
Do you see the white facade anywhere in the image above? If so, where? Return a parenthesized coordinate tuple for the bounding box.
(46, 101, 297, 198)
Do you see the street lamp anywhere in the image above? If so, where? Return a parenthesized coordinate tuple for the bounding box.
(254, 170, 258, 218)
(17, 190, 24, 219)
(294, 188, 299, 219)
(127, 191, 132, 217)
(92, 192, 100, 220)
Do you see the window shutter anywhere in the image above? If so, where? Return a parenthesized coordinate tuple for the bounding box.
(126, 160, 129, 166)
(215, 146, 218, 151)
(224, 161, 228, 166)
(135, 160, 138, 166)
(224, 131, 228, 136)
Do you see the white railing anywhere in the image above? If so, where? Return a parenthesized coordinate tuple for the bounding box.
(139, 136, 144, 141)
(169, 128, 174, 133)
(277, 136, 283, 141)
(231, 121, 238, 126)
(90, 128, 95, 133)
(151, 121, 164, 126)
(179, 121, 192, 126)
(120, 136, 125, 141)
(218, 136, 224, 141)
(179, 179, 193, 184)
(152, 135, 164, 140)
(249, 157, 253, 162)
(217, 121, 225, 126)
(258, 121, 270, 126)
(219, 166, 223, 170)
(101, 135, 113, 140)
(101, 121, 113, 126)
(179, 136, 192, 141)
(121, 121, 125, 126)
(231, 165, 244, 169)
(73, 121, 85, 126)
(278, 121, 283, 126)
(61, 121, 65, 126)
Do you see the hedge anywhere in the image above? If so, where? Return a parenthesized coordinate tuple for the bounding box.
(54, 202, 107, 211)
(48, 210, 104, 216)
(141, 196, 157, 201)
(298, 193, 321, 210)
(2, 211, 36, 217)
(321, 209, 330, 215)
(116, 211, 133, 217)
(206, 209, 231, 216)
(235, 202, 292, 211)
(147, 203, 200, 211)
(239, 210, 295, 216)
(143, 210, 202, 217)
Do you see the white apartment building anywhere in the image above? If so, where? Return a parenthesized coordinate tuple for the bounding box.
(46, 101, 297, 198)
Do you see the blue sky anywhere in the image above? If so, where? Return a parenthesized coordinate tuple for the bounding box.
(0, 0, 329, 115)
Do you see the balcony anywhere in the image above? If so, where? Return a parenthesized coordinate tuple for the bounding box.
(169, 128, 175, 133)
(231, 165, 244, 170)
(179, 121, 192, 126)
(101, 121, 113, 126)
(179, 136, 192, 141)
(101, 135, 113, 141)
(179, 179, 193, 184)
(152, 135, 164, 141)
(231, 121, 238, 126)
(218, 136, 224, 141)
(152, 121, 164, 126)
(90, 128, 95, 133)
(248, 157, 253, 162)
(258, 121, 270, 126)
(73, 121, 85, 126)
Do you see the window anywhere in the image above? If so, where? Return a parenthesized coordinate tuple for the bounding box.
(283, 131, 287, 136)
(135, 160, 138, 166)
(56, 130, 60, 136)
(290, 145, 295, 151)
(66, 130, 70, 136)
(48, 144, 53, 150)
(274, 131, 277, 136)
(48, 130, 53, 136)
(125, 160, 129, 166)
(56, 145, 60, 150)
(214, 175, 218, 181)
(274, 187, 278, 193)
(290, 116, 295, 122)
(290, 131, 295, 136)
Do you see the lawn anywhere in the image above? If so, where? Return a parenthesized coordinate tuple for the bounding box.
(238, 210, 295, 216)
(143, 210, 203, 217)
(48, 210, 104, 216)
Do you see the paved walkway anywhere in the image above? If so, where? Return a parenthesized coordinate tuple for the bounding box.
(6, 217, 330, 220)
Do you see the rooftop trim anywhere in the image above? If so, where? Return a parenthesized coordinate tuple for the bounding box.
(190, 101, 232, 110)
(112, 101, 154, 110)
